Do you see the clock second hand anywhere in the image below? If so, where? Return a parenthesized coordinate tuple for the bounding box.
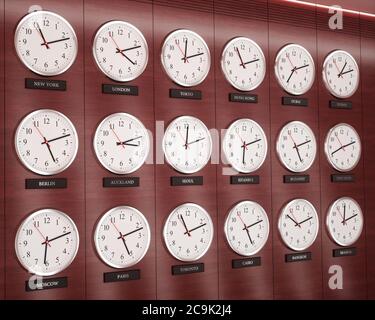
(236, 213, 253, 244)
(34, 222, 51, 247)
(110, 221, 131, 255)
(109, 34, 135, 65)
(111, 128, 126, 150)
(288, 132, 303, 163)
(33, 124, 57, 163)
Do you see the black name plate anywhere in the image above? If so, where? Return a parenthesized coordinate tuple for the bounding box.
(172, 263, 204, 275)
(102, 84, 138, 96)
(25, 78, 66, 91)
(232, 257, 261, 269)
(170, 88, 202, 100)
(331, 174, 355, 183)
(333, 247, 357, 257)
(330, 100, 352, 109)
(285, 252, 312, 263)
(171, 176, 203, 186)
(103, 270, 140, 283)
(103, 177, 139, 188)
(230, 175, 259, 185)
(25, 178, 67, 189)
(25, 276, 67, 292)
(229, 93, 258, 104)
(282, 96, 308, 107)
(284, 175, 310, 184)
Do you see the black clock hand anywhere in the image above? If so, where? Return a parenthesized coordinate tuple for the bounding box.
(41, 134, 71, 145)
(36, 23, 50, 49)
(46, 143, 56, 163)
(243, 219, 263, 230)
(331, 141, 356, 156)
(115, 48, 136, 65)
(45, 231, 71, 243)
(293, 140, 311, 149)
(186, 137, 205, 146)
(183, 52, 204, 60)
(42, 37, 70, 46)
(185, 125, 189, 150)
(338, 61, 347, 77)
(184, 39, 188, 63)
(343, 213, 358, 224)
(245, 228, 254, 245)
(116, 136, 143, 146)
(235, 47, 246, 69)
(43, 236, 49, 265)
(242, 143, 246, 164)
(286, 67, 296, 83)
(295, 145, 303, 163)
(244, 138, 262, 147)
(243, 58, 260, 66)
(121, 235, 131, 256)
(117, 45, 142, 53)
(184, 223, 207, 235)
(298, 216, 313, 226)
(179, 214, 191, 237)
(343, 204, 346, 224)
(341, 69, 354, 76)
(286, 214, 301, 228)
(295, 64, 309, 71)
(122, 227, 144, 238)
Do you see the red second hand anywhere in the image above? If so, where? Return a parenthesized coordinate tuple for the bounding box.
(286, 53, 298, 74)
(175, 39, 189, 64)
(34, 222, 51, 247)
(111, 128, 125, 150)
(110, 220, 124, 239)
(237, 212, 247, 227)
(335, 132, 346, 151)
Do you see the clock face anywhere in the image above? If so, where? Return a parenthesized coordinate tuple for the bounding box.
(93, 113, 150, 174)
(221, 37, 266, 91)
(322, 50, 360, 99)
(15, 209, 79, 276)
(326, 197, 363, 247)
(163, 203, 214, 262)
(92, 20, 148, 82)
(276, 121, 317, 173)
(94, 206, 151, 269)
(163, 116, 212, 174)
(324, 123, 361, 172)
(15, 109, 79, 175)
(161, 29, 211, 87)
(278, 199, 319, 251)
(222, 118, 268, 173)
(274, 44, 315, 95)
(224, 201, 269, 256)
(15, 10, 78, 76)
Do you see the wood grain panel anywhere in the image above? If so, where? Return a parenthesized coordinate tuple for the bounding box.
(269, 1, 323, 299)
(153, 3, 218, 300)
(4, 0, 85, 299)
(215, 0, 273, 300)
(0, 0, 4, 301)
(84, 0, 156, 300)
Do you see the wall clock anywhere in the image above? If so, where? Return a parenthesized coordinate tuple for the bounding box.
(15, 109, 79, 175)
(162, 116, 212, 174)
(326, 197, 363, 247)
(161, 29, 211, 87)
(322, 50, 360, 99)
(274, 44, 315, 95)
(221, 37, 266, 91)
(14, 10, 78, 76)
(276, 121, 317, 173)
(93, 113, 150, 174)
(94, 206, 151, 269)
(15, 209, 79, 276)
(163, 203, 213, 262)
(324, 123, 361, 172)
(92, 20, 148, 82)
(278, 199, 319, 251)
(224, 201, 269, 256)
(222, 118, 267, 173)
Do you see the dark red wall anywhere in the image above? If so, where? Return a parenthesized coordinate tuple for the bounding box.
(0, 0, 4, 301)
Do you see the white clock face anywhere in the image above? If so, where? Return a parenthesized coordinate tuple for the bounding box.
(221, 37, 266, 91)
(15, 109, 79, 175)
(324, 123, 361, 172)
(94, 206, 151, 269)
(163, 116, 212, 174)
(224, 201, 269, 256)
(93, 21, 148, 82)
(326, 197, 363, 247)
(223, 118, 268, 173)
(278, 199, 319, 251)
(15, 10, 78, 76)
(163, 203, 214, 262)
(93, 113, 150, 174)
(161, 29, 211, 87)
(276, 121, 317, 173)
(275, 44, 315, 95)
(322, 50, 360, 99)
(15, 209, 79, 276)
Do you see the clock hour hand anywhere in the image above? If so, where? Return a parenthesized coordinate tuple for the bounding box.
(343, 213, 358, 224)
(184, 125, 189, 150)
(244, 138, 262, 147)
(41, 134, 71, 145)
(243, 58, 260, 66)
(342, 204, 346, 225)
(183, 52, 204, 60)
(186, 137, 205, 146)
(341, 69, 354, 76)
(184, 223, 207, 235)
(298, 216, 313, 226)
(117, 45, 142, 53)
(42, 37, 71, 46)
(295, 64, 309, 71)
(116, 136, 143, 146)
(184, 39, 188, 63)
(243, 219, 263, 230)
(122, 227, 144, 238)
(235, 47, 246, 69)
(294, 140, 311, 149)
(116, 48, 136, 65)
(338, 61, 347, 78)
(286, 214, 301, 228)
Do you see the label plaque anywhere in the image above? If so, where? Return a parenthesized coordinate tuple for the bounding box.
(229, 93, 258, 103)
(25, 277, 67, 292)
(103, 270, 140, 283)
(25, 78, 66, 91)
(232, 257, 261, 269)
(329, 100, 352, 109)
(282, 96, 308, 107)
(102, 84, 138, 96)
(172, 263, 204, 275)
(284, 175, 310, 184)
(230, 175, 259, 185)
(333, 247, 357, 257)
(103, 177, 140, 188)
(285, 252, 312, 263)
(331, 174, 355, 183)
(171, 176, 203, 186)
(169, 88, 202, 100)
(25, 178, 67, 189)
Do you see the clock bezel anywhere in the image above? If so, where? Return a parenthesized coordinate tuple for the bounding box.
(14, 10, 78, 77)
(92, 20, 149, 82)
(220, 36, 266, 92)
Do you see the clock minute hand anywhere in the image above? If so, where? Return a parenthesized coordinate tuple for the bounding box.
(43, 236, 49, 265)
(117, 45, 142, 53)
(120, 235, 131, 256)
(295, 64, 309, 71)
(117, 136, 143, 146)
(42, 134, 71, 145)
(35, 23, 50, 49)
(46, 143, 56, 163)
(286, 67, 296, 83)
(245, 228, 254, 245)
(42, 37, 71, 46)
(286, 214, 301, 228)
(341, 69, 354, 76)
(122, 227, 144, 238)
(45, 231, 71, 244)
(243, 219, 263, 230)
(184, 52, 204, 60)
(298, 216, 313, 226)
(294, 140, 311, 149)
